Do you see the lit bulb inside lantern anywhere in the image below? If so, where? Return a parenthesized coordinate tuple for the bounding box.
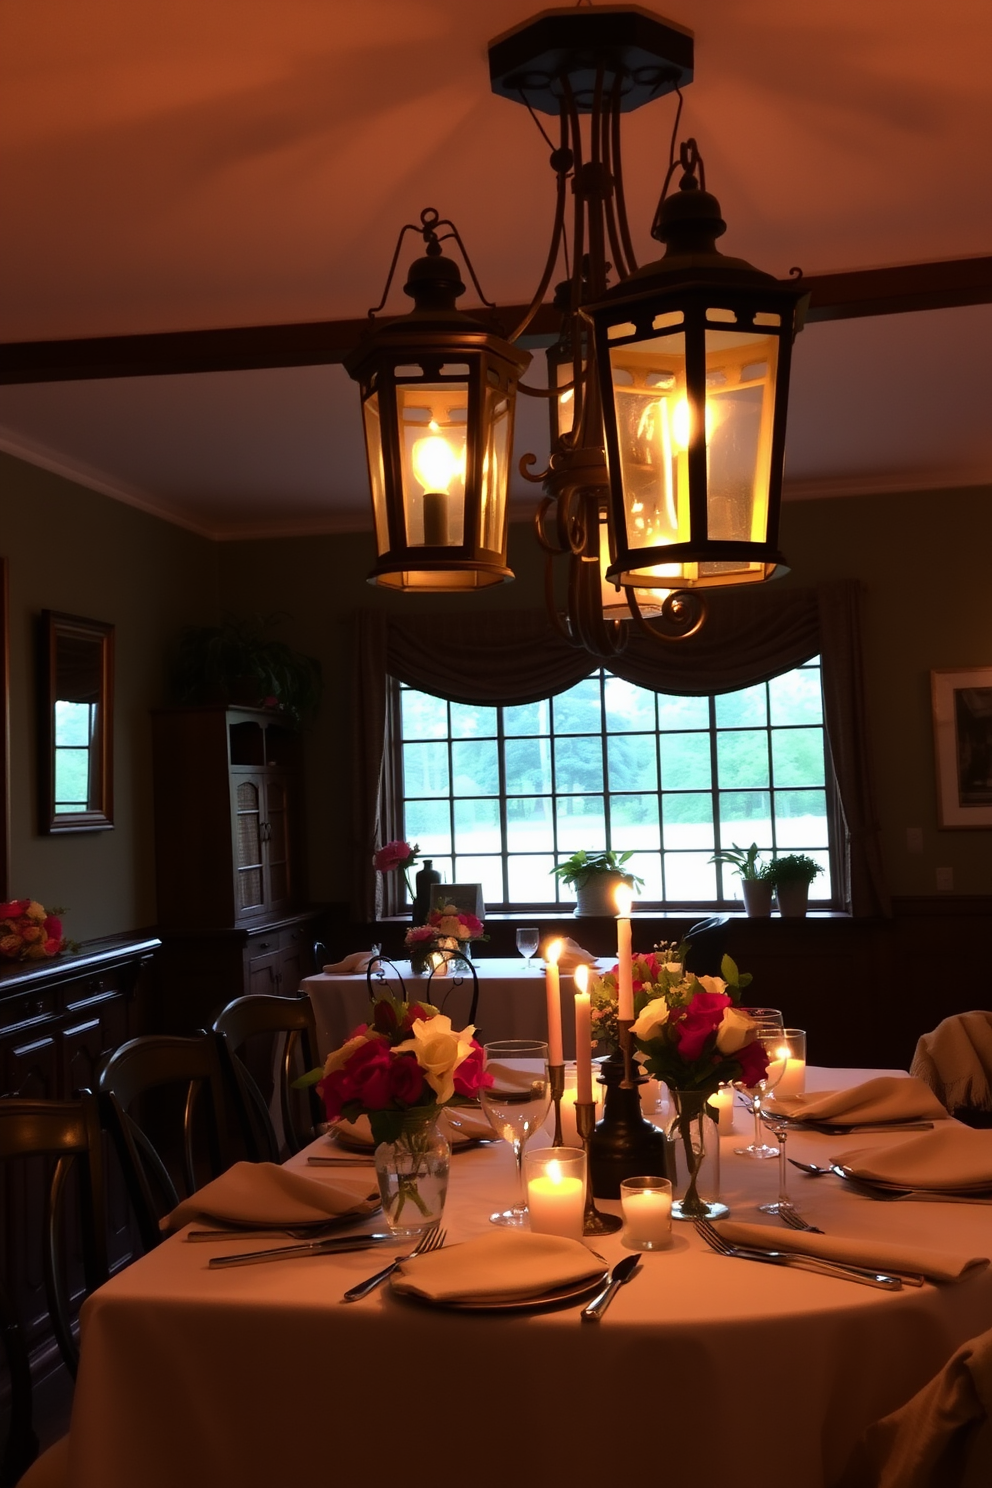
(671, 397, 717, 450)
(411, 421, 465, 494)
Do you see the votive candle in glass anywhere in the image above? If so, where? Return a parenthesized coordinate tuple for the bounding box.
(621, 1176, 673, 1251)
(773, 1029, 806, 1099)
(710, 1083, 736, 1134)
(524, 1147, 587, 1239)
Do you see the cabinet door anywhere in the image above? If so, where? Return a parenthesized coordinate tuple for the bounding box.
(262, 773, 292, 914)
(0, 1028, 59, 1355)
(232, 773, 266, 919)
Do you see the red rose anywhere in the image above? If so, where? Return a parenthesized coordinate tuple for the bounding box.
(674, 990, 732, 1061)
(339, 1038, 394, 1109)
(402, 1003, 433, 1031)
(372, 999, 397, 1034)
(452, 1041, 493, 1098)
(388, 1053, 425, 1105)
(735, 1038, 769, 1088)
(374, 840, 416, 873)
(44, 915, 62, 942)
(0, 899, 30, 920)
(459, 912, 483, 936)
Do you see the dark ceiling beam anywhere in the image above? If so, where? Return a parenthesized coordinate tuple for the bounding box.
(1, 258, 989, 385)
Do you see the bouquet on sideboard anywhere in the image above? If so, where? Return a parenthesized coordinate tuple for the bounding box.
(373, 839, 420, 899)
(404, 901, 487, 976)
(0, 900, 69, 962)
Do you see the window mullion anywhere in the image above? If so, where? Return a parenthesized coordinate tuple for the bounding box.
(600, 669, 611, 853)
(708, 694, 722, 903)
(496, 703, 509, 908)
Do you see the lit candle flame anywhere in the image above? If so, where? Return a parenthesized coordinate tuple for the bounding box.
(546, 1159, 563, 1186)
(411, 427, 465, 494)
(573, 964, 589, 994)
(545, 937, 563, 966)
(614, 883, 633, 917)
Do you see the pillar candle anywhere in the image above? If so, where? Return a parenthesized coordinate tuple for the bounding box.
(615, 883, 634, 1020)
(573, 965, 592, 1103)
(544, 938, 564, 1066)
(710, 1084, 736, 1134)
(526, 1158, 585, 1239)
(775, 1056, 806, 1100)
(621, 1185, 672, 1246)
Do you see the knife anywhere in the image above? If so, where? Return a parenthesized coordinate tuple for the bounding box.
(581, 1254, 640, 1322)
(772, 1119, 935, 1135)
(208, 1235, 394, 1268)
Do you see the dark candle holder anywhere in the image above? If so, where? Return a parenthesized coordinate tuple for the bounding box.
(586, 1053, 672, 1199)
(575, 1101, 622, 1235)
(549, 1062, 565, 1147)
(619, 1018, 635, 1089)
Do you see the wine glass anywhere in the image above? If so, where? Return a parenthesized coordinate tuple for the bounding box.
(758, 1119, 795, 1216)
(734, 1024, 787, 1160)
(515, 927, 540, 972)
(480, 1040, 551, 1226)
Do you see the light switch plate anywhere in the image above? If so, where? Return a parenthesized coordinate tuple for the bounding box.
(906, 827, 923, 853)
(936, 866, 954, 891)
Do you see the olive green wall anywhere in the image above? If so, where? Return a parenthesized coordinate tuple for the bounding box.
(217, 485, 992, 906)
(0, 452, 218, 940)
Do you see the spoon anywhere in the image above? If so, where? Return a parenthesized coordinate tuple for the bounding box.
(788, 1158, 832, 1177)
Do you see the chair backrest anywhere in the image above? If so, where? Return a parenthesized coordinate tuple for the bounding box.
(212, 994, 322, 1162)
(683, 916, 731, 978)
(365, 955, 481, 1035)
(96, 1033, 231, 1253)
(0, 1095, 109, 1487)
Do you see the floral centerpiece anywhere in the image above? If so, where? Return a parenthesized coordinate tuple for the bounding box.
(373, 839, 420, 899)
(299, 993, 491, 1231)
(0, 900, 68, 962)
(404, 901, 486, 976)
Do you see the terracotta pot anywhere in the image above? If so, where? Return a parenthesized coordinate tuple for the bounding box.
(741, 879, 774, 918)
(775, 880, 810, 917)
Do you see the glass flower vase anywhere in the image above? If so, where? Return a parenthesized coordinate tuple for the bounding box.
(666, 1089, 728, 1221)
(372, 1109, 450, 1239)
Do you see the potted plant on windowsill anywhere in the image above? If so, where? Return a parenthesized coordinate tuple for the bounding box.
(552, 850, 644, 918)
(171, 614, 322, 727)
(767, 854, 824, 918)
(709, 842, 774, 918)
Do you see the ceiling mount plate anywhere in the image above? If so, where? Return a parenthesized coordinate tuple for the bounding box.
(488, 5, 693, 116)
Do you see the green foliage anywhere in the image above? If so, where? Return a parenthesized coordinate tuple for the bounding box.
(173, 614, 322, 727)
(767, 853, 824, 886)
(708, 842, 771, 882)
(551, 849, 644, 889)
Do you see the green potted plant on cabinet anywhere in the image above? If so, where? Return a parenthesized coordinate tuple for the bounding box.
(709, 842, 774, 917)
(767, 853, 824, 918)
(172, 614, 322, 727)
(551, 850, 644, 917)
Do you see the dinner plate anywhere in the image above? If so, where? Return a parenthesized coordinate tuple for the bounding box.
(390, 1267, 610, 1313)
(831, 1164, 992, 1198)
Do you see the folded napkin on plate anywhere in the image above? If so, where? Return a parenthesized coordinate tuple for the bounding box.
(323, 951, 377, 974)
(831, 1125, 992, 1192)
(765, 1076, 947, 1126)
(392, 1230, 604, 1303)
(716, 1221, 987, 1284)
(557, 938, 597, 972)
(334, 1106, 492, 1147)
(164, 1161, 378, 1233)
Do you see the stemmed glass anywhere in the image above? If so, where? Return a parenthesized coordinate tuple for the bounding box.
(515, 927, 540, 972)
(734, 1010, 785, 1161)
(480, 1040, 551, 1226)
(758, 1119, 794, 1216)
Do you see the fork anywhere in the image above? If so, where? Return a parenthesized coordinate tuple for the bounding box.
(693, 1218, 902, 1290)
(342, 1223, 446, 1302)
(777, 1205, 824, 1235)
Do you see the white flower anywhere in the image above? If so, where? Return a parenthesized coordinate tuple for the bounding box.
(715, 1006, 757, 1054)
(664, 962, 682, 976)
(695, 974, 728, 998)
(322, 1033, 373, 1077)
(393, 1015, 476, 1104)
(630, 997, 670, 1041)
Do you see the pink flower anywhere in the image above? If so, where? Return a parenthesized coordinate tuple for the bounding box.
(735, 1039, 770, 1088)
(0, 899, 30, 920)
(405, 925, 435, 945)
(43, 915, 62, 943)
(459, 912, 483, 936)
(388, 1054, 425, 1104)
(452, 1041, 492, 1098)
(674, 990, 732, 1061)
(374, 840, 417, 873)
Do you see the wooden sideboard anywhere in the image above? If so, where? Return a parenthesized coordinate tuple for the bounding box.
(0, 933, 159, 1386)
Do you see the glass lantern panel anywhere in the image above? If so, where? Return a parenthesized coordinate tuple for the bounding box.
(556, 357, 575, 437)
(361, 390, 390, 557)
(608, 330, 689, 566)
(698, 327, 779, 578)
(479, 384, 511, 553)
(396, 380, 468, 547)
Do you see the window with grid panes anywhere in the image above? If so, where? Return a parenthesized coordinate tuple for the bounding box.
(393, 659, 833, 909)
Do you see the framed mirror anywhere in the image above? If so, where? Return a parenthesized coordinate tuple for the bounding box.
(0, 559, 9, 895)
(40, 611, 114, 833)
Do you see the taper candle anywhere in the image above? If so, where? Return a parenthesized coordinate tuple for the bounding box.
(574, 964, 592, 1104)
(544, 938, 564, 1066)
(615, 883, 634, 1020)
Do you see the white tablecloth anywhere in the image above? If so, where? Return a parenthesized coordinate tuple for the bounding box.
(66, 1069, 992, 1488)
(304, 956, 603, 1060)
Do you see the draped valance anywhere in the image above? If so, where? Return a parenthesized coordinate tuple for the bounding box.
(349, 581, 889, 921)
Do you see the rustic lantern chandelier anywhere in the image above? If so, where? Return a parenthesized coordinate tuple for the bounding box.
(346, 4, 807, 650)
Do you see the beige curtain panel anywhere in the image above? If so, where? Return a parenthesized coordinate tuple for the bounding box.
(349, 580, 889, 922)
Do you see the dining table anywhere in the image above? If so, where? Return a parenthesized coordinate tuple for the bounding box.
(303, 954, 600, 1061)
(64, 1066, 992, 1488)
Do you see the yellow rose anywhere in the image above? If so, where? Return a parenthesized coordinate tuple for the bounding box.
(393, 1015, 475, 1105)
(715, 1006, 757, 1054)
(631, 997, 670, 1041)
(26, 901, 47, 922)
(322, 1033, 375, 1077)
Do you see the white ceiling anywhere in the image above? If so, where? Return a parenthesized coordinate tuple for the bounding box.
(1, 0, 990, 538)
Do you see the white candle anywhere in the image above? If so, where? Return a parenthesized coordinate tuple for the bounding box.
(620, 1182, 672, 1248)
(527, 1157, 585, 1239)
(776, 1055, 806, 1100)
(574, 966, 592, 1104)
(710, 1084, 736, 1134)
(615, 883, 634, 1020)
(544, 938, 564, 1066)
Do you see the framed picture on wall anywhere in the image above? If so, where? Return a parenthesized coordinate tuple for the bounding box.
(429, 883, 485, 921)
(932, 668, 992, 828)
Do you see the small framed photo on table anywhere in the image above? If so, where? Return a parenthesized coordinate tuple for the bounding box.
(931, 668, 992, 827)
(429, 883, 485, 921)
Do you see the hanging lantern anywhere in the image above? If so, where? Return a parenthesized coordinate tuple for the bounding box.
(585, 142, 807, 592)
(345, 212, 530, 591)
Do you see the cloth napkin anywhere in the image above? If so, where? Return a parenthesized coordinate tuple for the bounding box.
(164, 1161, 378, 1233)
(831, 1125, 992, 1192)
(911, 1010, 992, 1115)
(557, 938, 597, 972)
(765, 1075, 948, 1125)
(333, 1105, 493, 1147)
(322, 951, 377, 974)
(391, 1230, 604, 1302)
(716, 1221, 988, 1284)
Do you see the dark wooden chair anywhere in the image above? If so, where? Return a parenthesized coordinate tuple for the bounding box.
(212, 994, 323, 1162)
(0, 1094, 108, 1488)
(96, 1033, 231, 1254)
